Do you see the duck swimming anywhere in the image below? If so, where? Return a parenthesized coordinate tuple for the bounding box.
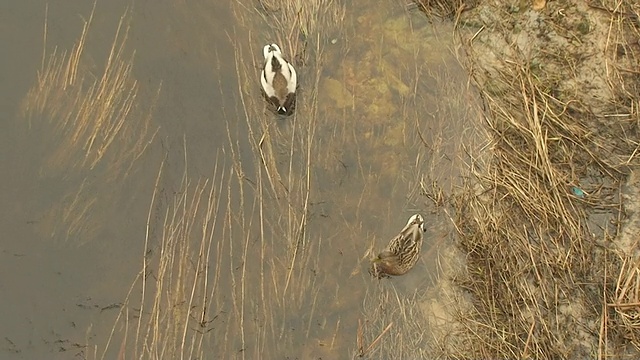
(370, 214, 426, 279)
(260, 43, 297, 115)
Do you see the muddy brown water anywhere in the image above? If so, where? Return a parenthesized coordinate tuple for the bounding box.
(0, 0, 484, 358)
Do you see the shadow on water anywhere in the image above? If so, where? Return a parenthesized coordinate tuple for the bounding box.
(1, 0, 486, 358)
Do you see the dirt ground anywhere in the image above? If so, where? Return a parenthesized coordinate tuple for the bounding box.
(417, 0, 640, 358)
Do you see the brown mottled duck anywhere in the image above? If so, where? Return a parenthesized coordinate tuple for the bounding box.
(370, 214, 426, 279)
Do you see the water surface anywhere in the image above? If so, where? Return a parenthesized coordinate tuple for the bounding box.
(0, 0, 485, 358)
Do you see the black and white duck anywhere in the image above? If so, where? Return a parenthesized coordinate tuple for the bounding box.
(260, 43, 297, 115)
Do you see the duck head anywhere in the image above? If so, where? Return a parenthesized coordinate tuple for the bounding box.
(260, 43, 297, 115)
(402, 214, 426, 236)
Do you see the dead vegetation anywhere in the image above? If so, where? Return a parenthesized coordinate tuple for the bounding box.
(418, 0, 640, 358)
(90, 154, 225, 360)
(413, 0, 476, 19)
(20, 3, 158, 243)
(22, 4, 157, 176)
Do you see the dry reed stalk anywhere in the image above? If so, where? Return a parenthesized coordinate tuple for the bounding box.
(611, 256, 640, 350)
(97, 150, 226, 360)
(441, 0, 640, 357)
(414, 0, 472, 20)
(20, 3, 159, 244)
(358, 284, 434, 359)
(23, 4, 157, 176)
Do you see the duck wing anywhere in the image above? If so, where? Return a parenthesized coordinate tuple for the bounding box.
(286, 62, 297, 93)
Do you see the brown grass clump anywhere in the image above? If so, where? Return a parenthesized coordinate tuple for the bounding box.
(612, 256, 640, 350)
(22, 4, 157, 176)
(20, 4, 158, 243)
(427, 0, 640, 358)
(451, 67, 618, 358)
(413, 0, 476, 20)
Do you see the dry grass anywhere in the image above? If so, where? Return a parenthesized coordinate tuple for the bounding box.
(416, 0, 640, 358)
(356, 286, 431, 359)
(20, 3, 158, 243)
(75, 142, 219, 359)
(413, 0, 474, 20)
(612, 256, 640, 350)
(22, 3, 157, 175)
(89, 151, 226, 360)
(600, 1, 640, 353)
